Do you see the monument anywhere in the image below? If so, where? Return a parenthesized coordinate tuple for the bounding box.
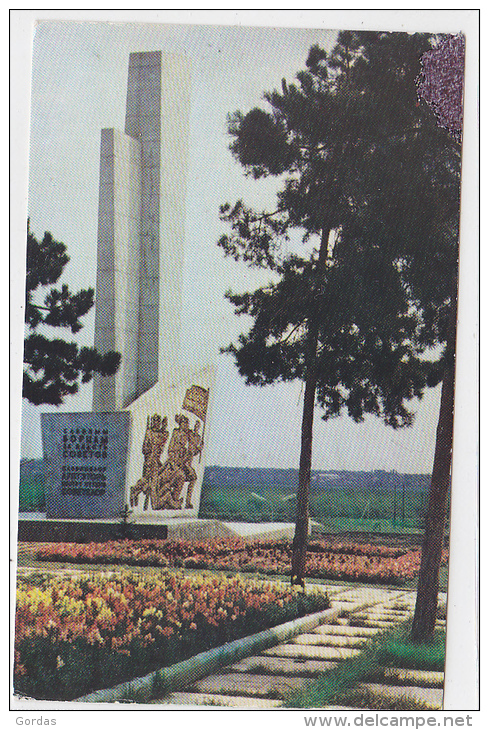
(41, 51, 214, 528)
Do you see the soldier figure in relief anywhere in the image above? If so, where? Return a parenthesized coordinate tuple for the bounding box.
(130, 414, 169, 510)
(162, 414, 190, 508)
(130, 411, 205, 511)
(183, 420, 203, 508)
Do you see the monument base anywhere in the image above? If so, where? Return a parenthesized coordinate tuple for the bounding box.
(17, 514, 297, 543)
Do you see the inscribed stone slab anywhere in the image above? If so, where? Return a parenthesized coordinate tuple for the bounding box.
(41, 412, 130, 519)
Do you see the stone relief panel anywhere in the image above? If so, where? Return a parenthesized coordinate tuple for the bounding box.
(129, 385, 209, 512)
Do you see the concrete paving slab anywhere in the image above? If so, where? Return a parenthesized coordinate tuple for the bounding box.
(330, 602, 363, 613)
(357, 683, 443, 709)
(291, 633, 368, 648)
(190, 672, 312, 698)
(340, 588, 402, 603)
(391, 597, 417, 607)
(308, 584, 345, 595)
(334, 593, 377, 605)
(350, 619, 396, 628)
(313, 625, 378, 637)
(367, 605, 402, 610)
(382, 668, 444, 688)
(388, 605, 414, 614)
(161, 692, 282, 708)
(353, 611, 399, 619)
(262, 643, 361, 661)
(365, 608, 412, 621)
(229, 655, 338, 676)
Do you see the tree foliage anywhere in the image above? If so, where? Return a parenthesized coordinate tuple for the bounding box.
(218, 30, 461, 587)
(220, 30, 459, 425)
(23, 224, 121, 405)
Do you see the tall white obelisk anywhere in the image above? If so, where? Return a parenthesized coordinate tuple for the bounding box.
(92, 51, 191, 411)
(90, 51, 213, 520)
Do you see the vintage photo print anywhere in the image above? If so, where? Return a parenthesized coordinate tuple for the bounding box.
(10, 9, 479, 721)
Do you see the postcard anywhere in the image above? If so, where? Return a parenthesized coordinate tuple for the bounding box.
(10, 9, 479, 724)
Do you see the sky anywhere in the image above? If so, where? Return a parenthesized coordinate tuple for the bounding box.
(13, 12, 475, 474)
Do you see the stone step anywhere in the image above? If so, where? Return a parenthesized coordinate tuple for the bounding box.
(291, 633, 368, 648)
(229, 655, 338, 677)
(340, 589, 402, 604)
(392, 605, 415, 613)
(350, 620, 396, 629)
(381, 667, 445, 688)
(262, 643, 360, 661)
(331, 601, 363, 613)
(356, 683, 443, 709)
(354, 612, 403, 620)
(364, 609, 410, 617)
(314, 624, 378, 637)
(358, 612, 410, 621)
(358, 618, 409, 626)
(336, 588, 398, 600)
(390, 606, 414, 614)
(317, 585, 346, 595)
(161, 692, 282, 708)
(189, 672, 311, 699)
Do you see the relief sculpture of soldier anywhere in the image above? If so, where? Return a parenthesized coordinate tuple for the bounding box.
(183, 420, 203, 508)
(164, 414, 203, 509)
(155, 414, 187, 509)
(130, 406, 205, 511)
(130, 414, 181, 510)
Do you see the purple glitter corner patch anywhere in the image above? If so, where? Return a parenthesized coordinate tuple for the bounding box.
(417, 33, 465, 142)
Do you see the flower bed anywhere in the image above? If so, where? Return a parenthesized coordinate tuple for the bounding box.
(14, 570, 328, 701)
(35, 539, 449, 584)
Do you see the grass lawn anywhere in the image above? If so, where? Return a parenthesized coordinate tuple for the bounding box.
(375, 626, 446, 672)
(283, 621, 446, 709)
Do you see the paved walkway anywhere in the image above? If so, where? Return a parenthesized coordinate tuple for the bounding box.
(151, 585, 446, 710)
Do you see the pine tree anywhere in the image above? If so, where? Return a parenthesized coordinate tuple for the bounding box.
(410, 34, 464, 643)
(23, 223, 120, 405)
(218, 31, 461, 589)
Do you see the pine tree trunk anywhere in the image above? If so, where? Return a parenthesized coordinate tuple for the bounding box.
(411, 278, 458, 642)
(291, 228, 330, 588)
(291, 363, 317, 586)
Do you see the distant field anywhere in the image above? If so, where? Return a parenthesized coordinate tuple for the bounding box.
(18, 460, 45, 512)
(199, 487, 428, 532)
(19, 461, 441, 534)
(199, 467, 436, 533)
